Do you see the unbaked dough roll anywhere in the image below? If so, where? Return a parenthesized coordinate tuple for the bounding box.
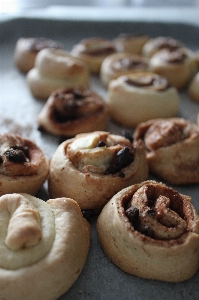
(97, 180, 199, 282)
(27, 48, 90, 100)
(14, 37, 63, 73)
(0, 133, 49, 196)
(107, 72, 180, 127)
(0, 193, 90, 300)
(48, 131, 148, 210)
(71, 37, 115, 74)
(133, 118, 199, 185)
(37, 87, 107, 137)
(189, 72, 199, 102)
(113, 33, 149, 55)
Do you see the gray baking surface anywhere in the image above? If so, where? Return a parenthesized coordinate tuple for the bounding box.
(0, 17, 199, 300)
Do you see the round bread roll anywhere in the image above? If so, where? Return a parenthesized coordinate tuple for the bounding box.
(0, 133, 49, 196)
(149, 48, 197, 89)
(113, 33, 149, 55)
(48, 131, 148, 210)
(0, 193, 90, 300)
(133, 117, 199, 185)
(107, 72, 180, 127)
(97, 180, 199, 282)
(37, 87, 107, 137)
(189, 72, 199, 102)
(71, 37, 115, 74)
(27, 48, 90, 100)
(142, 36, 183, 58)
(14, 37, 63, 73)
(100, 52, 149, 87)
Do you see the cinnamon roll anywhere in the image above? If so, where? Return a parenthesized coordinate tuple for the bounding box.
(71, 37, 116, 74)
(189, 72, 199, 103)
(107, 73, 179, 127)
(133, 118, 199, 185)
(149, 48, 197, 89)
(113, 33, 149, 55)
(0, 133, 49, 196)
(14, 37, 63, 73)
(100, 52, 149, 87)
(27, 48, 89, 100)
(48, 131, 148, 210)
(37, 87, 107, 137)
(0, 193, 90, 300)
(97, 180, 199, 282)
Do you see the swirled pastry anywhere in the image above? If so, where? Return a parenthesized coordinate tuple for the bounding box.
(14, 37, 63, 73)
(37, 87, 107, 137)
(27, 48, 89, 100)
(133, 118, 199, 185)
(48, 131, 148, 210)
(107, 73, 179, 127)
(149, 48, 197, 89)
(100, 52, 149, 87)
(71, 37, 115, 74)
(97, 180, 199, 282)
(0, 193, 90, 300)
(189, 72, 199, 102)
(0, 133, 49, 196)
(142, 36, 183, 58)
(113, 33, 149, 55)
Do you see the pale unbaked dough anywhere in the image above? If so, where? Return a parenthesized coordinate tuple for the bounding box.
(189, 72, 199, 102)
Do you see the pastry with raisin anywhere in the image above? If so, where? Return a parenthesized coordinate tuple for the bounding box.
(27, 48, 89, 100)
(71, 37, 115, 74)
(189, 72, 199, 102)
(0, 193, 90, 300)
(14, 37, 63, 73)
(100, 52, 149, 87)
(113, 33, 149, 55)
(0, 133, 49, 196)
(107, 72, 179, 127)
(48, 131, 148, 210)
(37, 87, 107, 137)
(133, 118, 199, 185)
(97, 180, 199, 282)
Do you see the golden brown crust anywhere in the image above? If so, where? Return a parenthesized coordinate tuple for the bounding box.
(133, 118, 199, 185)
(0, 133, 49, 196)
(97, 180, 199, 282)
(0, 193, 90, 300)
(48, 131, 148, 210)
(113, 33, 149, 55)
(37, 87, 107, 137)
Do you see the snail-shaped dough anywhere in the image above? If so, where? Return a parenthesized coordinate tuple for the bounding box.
(48, 131, 148, 210)
(97, 180, 199, 282)
(0, 193, 90, 300)
(133, 118, 199, 185)
(113, 33, 149, 55)
(0, 133, 49, 196)
(37, 87, 107, 137)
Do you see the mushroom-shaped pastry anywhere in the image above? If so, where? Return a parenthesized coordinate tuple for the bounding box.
(0, 193, 90, 300)
(133, 118, 199, 185)
(97, 180, 199, 282)
(0, 133, 49, 196)
(37, 87, 107, 137)
(48, 131, 148, 210)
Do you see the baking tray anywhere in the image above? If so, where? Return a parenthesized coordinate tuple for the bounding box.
(0, 15, 199, 300)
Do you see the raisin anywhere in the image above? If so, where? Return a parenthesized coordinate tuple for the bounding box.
(126, 206, 139, 224)
(0, 155, 3, 164)
(97, 141, 106, 147)
(147, 209, 156, 216)
(122, 130, 133, 143)
(4, 147, 28, 163)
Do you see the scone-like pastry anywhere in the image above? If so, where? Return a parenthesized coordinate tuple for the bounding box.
(133, 118, 199, 185)
(142, 36, 183, 58)
(107, 72, 180, 127)
(189, 72, 199, 102)
(113, 33, 149, 55)
(37, 87, 107, 137)
(0, 193, 90, 300)
(27, 48, 89, 100)
(97, 180, 199, 282)
(14, 37, 63, 73)
(100, 52, 149, 87)
(149, 48, 197, 89)
(71, 37, 115, 74)
(48, 131, 148, 210)
(0, 133, 49, 196)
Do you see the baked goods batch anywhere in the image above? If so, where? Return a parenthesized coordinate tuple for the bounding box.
(0, 31, 199, 299)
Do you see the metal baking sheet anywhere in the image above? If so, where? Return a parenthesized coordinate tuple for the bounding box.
(0, 15, 199, 300)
